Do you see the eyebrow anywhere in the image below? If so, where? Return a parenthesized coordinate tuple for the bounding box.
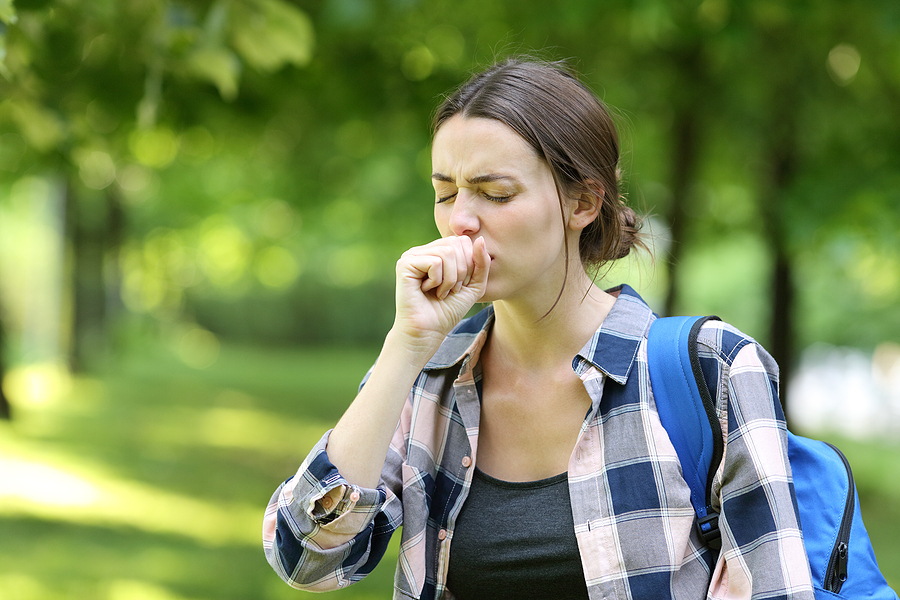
(431, 173, 518, 185)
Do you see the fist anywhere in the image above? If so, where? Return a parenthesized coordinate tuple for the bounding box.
(394, 236, 491, 339)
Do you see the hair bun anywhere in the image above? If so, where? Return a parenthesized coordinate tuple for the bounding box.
(615, 204, 642, 260)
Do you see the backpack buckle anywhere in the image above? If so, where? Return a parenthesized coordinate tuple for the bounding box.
(697, 512, 722, 550)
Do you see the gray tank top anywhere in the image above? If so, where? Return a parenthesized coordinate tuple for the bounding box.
(445, 467, 590, 599)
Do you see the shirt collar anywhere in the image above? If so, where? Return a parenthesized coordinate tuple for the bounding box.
(422, 284, 654, 383)
(573, 284, 654, 385)
(424, 305, 495, 371)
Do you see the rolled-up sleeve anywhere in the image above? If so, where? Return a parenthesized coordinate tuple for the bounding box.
(706, 337, 814, 599)
(262, 429, 396, 591)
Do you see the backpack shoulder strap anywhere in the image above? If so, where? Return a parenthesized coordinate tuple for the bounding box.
(647, 315, 724, 547)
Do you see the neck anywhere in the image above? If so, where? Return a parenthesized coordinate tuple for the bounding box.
(488, 269, 616, 372)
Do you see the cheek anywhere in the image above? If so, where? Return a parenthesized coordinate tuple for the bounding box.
(433, 206, 451, 237)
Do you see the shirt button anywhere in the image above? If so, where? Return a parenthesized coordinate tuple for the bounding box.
(461, 456, 472, 468)
(349, 491, 360, 503)
(438, 529, 448, 541)
(321, 496, 333, 509)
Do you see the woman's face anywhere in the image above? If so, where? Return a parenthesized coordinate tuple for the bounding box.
(431, 116, 577, 305)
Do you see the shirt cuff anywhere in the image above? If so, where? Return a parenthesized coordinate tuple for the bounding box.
(289, 429, 384, 537)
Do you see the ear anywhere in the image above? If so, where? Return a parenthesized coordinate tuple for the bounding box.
(566, 183, 603, 232)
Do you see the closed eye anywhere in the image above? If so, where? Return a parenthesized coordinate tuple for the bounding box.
(437, 192, 511, 204)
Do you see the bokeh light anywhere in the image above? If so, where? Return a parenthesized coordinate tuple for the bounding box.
(827, 43, 861, 86)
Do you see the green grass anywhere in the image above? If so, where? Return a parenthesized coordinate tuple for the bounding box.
(1, 341, 898, 598)
(0, 342, 398, 600)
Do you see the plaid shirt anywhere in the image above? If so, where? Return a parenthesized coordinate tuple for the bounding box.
(263, 285, 814, 599)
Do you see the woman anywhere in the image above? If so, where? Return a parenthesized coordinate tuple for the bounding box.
(263, 58, 814, 600)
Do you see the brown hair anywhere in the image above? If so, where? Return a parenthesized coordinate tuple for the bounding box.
(433, 57, 645, 271)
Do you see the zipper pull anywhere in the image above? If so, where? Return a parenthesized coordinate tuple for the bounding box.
(832, 542, 849, 592)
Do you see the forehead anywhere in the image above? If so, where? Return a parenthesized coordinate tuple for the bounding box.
(431, 116, 543, 178)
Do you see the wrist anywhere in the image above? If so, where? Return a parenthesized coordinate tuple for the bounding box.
(384, 325, 445, 367)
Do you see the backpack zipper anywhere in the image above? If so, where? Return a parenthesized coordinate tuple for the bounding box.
(823, 442, 853, 594)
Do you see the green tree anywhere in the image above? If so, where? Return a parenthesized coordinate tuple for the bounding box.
(0, 0, 314, 372)
(3, 0, 898, 399)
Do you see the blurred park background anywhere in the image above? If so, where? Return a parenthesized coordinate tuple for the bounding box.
(1, 0, 899, 598)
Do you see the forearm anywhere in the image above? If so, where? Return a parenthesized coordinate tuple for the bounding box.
(327, 327, 443, 489)
(327, 235, 489, 489)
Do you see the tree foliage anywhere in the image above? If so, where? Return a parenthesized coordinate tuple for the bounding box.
(1, 0, 899, 388)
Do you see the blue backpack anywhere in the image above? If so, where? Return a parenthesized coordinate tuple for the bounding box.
(647, 316, 898, 600)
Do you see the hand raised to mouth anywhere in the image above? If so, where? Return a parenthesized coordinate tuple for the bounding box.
(393, 235, 491, 342)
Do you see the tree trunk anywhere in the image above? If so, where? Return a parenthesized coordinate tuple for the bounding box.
(770, 250, 794, 413)
(663, 45, 705, 318)
(761, 100, 799, 422)
(65, 179, 108, 373)
(663, 103, 700, 317)
(0, 315, 11, 420)
(104, 186, 125, 328)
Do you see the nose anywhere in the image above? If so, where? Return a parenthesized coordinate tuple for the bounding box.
(447, 192, 480, 237)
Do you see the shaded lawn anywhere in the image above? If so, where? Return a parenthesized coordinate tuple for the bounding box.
(1, 341, 898, 599)
(0, 341, 396, 600)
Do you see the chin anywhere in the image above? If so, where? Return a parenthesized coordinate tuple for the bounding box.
(477, 285, 501, 304)
(479, 281, 514, 305)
